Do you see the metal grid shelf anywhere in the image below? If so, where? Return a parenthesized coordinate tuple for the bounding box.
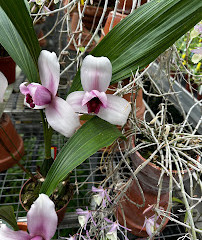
(0, 112, 199, 239)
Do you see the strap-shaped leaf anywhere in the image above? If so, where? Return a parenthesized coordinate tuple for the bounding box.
(0, 0, 40, 66)
(69, 0, 202, 93)
(0, 206, 19, 231)
(40, 117, 122, 196)
(0, 8, 39, 83)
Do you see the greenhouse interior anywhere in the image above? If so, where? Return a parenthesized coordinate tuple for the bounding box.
(0, 0, 201, 239)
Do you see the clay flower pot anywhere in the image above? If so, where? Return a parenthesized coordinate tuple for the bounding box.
(117, 148, 194, 237)
(0, 113, 24, 172)
(117, 0, 147, 14)
(0, 56, 16, 84)
(68, 11, 97, 52)
(19, 177, 73, 225)
(17, 222, 28, 231)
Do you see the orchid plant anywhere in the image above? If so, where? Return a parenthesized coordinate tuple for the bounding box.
(0, 0, 202, 238)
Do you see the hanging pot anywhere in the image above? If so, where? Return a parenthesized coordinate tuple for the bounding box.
(0, 113, 24, 172)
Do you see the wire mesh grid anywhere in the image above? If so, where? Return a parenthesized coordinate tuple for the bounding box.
(1, 98, 201, 239)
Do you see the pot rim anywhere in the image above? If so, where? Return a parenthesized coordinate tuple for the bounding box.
(19, 176, 73, 214)
(132, 137, 200, 174)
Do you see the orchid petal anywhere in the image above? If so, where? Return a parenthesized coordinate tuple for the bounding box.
(93, 194, 103, 206)
(191, 53, 202, 64)
(66, 91, 88, 113)
(145, 222, 153, 237)
(28, 84, 52, 106)
(20, 82, 29, 95)
(0, 72, 8, 103)
(27, 194, 58, 240)
(97, 95, 131, 126)
(78, 216, 87, 228)
(82, 90, 107, 108)
(106, 229, 117, 240)
(38, 50, 60, 96)
(31, 237, 43, 240)
(81, 55, 112, 92)
(191, 47, 202, 55)
(0, 224, 30, 240)
(45, 96, 80, 137)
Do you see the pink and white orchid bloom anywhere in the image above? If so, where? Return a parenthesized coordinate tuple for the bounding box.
(0, 194, 58, 240)
(20, 50, 80, 137)
(104, 218, 131, 240)
(191, 46, 202, 63)
(76, 208, 96, 230)
(66, 55, 131, 126)
(92, 186, 111, 207)
(143, 215, 160, 237)
(0, 72, 8, 103)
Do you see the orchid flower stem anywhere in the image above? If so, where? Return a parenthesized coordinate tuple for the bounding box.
(40, 110, 52, 159)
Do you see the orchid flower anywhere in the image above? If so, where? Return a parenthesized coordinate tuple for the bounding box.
(76, 208, 96, 230)
(30, 0, 46, 5)
(191, 46, 202, 64)
(20, 50, 80, 137)
(92, 186, 111, 207)
(104, 218, 131, 240)
(143, 215, 160, 237)
(66, 55, 131, 126)
(0, 194, 58, 240)
(190, 21, 202, 39)
(0, 72, 8, 103)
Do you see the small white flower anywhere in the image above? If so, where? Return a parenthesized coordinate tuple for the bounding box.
(35, 0, 46, 5)
(106, 229, 117, 240)
(93, 194, 103, 206)
(78, 215, 87, 228)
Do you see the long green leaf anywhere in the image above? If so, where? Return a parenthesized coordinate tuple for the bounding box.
(69, 0, 202, 93)
(0, 206, 19, 231)
(40, 117, 122, 196)
(0, 0, 40, 66)
(0, 8, 39, 83)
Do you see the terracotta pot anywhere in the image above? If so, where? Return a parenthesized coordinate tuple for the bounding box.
(34, 22, 47, 47)
(0, 56, 16, 84)
(19, 177, 73, 225)
(0, 114, 24, 172)
(17, 222, 28, 231)
(117, 151, 171, 237)
(68, 11, 96, 52)
(63, 0, 112, 30)
(117, 0, 147, 14)
(117, 144, 196, 237)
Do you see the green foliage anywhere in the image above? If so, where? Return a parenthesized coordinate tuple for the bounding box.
(40, 117, 122, 196)
(0, 8, 39, 82)
(0, 206, 19, 231)
(69, 0, 202, 93)
(0, 0, 40, 67)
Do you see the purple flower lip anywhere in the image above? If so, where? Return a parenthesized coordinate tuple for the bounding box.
(66, 55, 131, 126)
